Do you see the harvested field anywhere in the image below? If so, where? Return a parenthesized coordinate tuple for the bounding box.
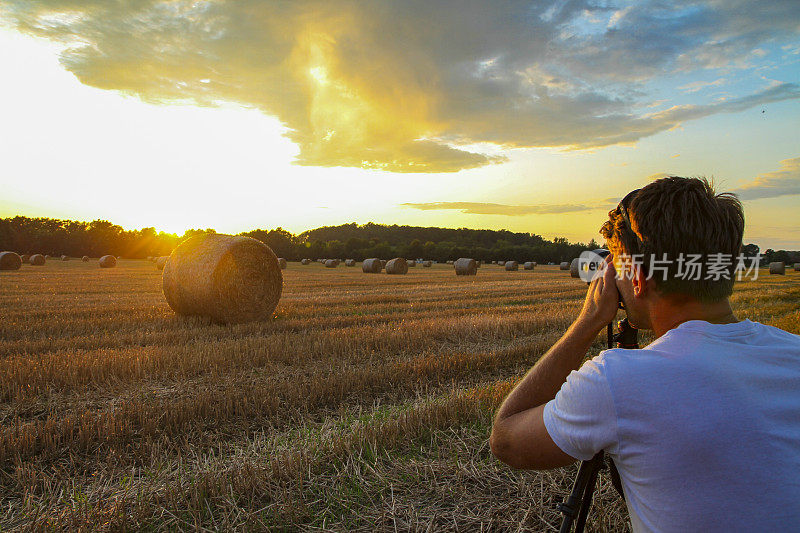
(1, 260, 798, 531)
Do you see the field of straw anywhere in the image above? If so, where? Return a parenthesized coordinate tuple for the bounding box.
(1, 260, 798, 531)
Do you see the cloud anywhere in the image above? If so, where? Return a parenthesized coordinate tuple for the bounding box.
(730, 157, 800, 200)
(1, 0, 799, 172)
(400, 200, 614, 216)
(678, 78, 727, 94)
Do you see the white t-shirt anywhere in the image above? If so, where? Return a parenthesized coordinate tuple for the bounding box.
(543, 319, 800, 532)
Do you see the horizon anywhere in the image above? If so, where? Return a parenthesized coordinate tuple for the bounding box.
(1, 2, 799, 248)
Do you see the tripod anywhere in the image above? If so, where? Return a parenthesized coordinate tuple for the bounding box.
(558, 318, 638, 533)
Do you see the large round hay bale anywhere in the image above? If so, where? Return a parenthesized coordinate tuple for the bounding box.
(380, 259, 387, 269)
(61, 255, 69, 261)
(156, 256, 169, 270)
(278, 258, 287, 269)
(45, 254, 52, 260)
(423, 260, 432, 267)
(29, 254, 45, 266)
(99, 255, 117, 268)
(0, 252, 22, 271)
(570, 258, 580, 278)
(20, 254, 30, 264)
(505, 261, 519, 271)
(82, 256, 89, 262)
(446, 260, 454, 265)
(769, 262, 785, 275)
(523, 261, 535, 270)
(385, 257, 408, 275)
(301, 258, 311, 265)
(162, 234, 283, 324)
(559, 261, 570, 270)
(794, 263, 800, 272)
(362, 258, 382, 273)
(324, 259, 337, 268)
(454, 258, 477, 276)
(345, 259, 356, 267)
(407, 259, 416, 267)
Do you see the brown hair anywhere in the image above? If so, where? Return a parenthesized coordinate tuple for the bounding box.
(600, 176, 744, 302)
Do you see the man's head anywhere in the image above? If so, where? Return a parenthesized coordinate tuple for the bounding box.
(600, 176, 744, 329)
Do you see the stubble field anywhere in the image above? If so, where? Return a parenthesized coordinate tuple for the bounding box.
(1, 259, 798, 531)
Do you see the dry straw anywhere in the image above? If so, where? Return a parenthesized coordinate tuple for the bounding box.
(156, 256, 169, 270)
(162, 233, 283, 324)
(29, 254, 45, 266)
(570, 258, 580, 278)
(407, 259, 416, 267)
(0, 251, 22, 271)
(345, 259, 356, 266)
(560, 261, 570, 270)
(99, 255, 117, 268)
(769, 262, 785, 275)
(523, 261, 535, 270)
(324, 259, 337, 268)
(301, 258, 311, 265)
(454, 258, 477, 276)
(278, 258, 287, 269)
(380, 259, 387, 269)
(82, 256, 89, 262)
(20, 254, 30, 264)
(362, 258, 382, 273)
(505, 261, 519, 271)
(385, 257, 408, 274)
(61, 255, 69, 261)
(423, 260, 432, 267)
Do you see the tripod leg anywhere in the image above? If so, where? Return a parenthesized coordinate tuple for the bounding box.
(559, 452, 604, 533)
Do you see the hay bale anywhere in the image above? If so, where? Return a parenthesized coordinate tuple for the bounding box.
(82, 256, 89, 262)
(0, 252, 22, 271)
(45, 255, 51, 260)
(454, 258, 477, 276)
(61, 255, 69, 261)
(505, 261, 519, 271)
(407, 259, 416, 267)
(380, 259, 387, 269)
(423, 260, 432, 267)
(29, 254, 45, 266)
(769, 262, 785, 275)
(523, 261, 535, 270)
(332, 259, 341, 266)
(476, 260, 481, 267)
(324, 259, 337, 268)
(385, 257, 408, 275)
(446, 260, 454, 265)
(345, 259, 356, 266)
(278, 258, 287, 269)
(20, 254, 30, 264)
(362, 258, 381, 273)
(570, 258, 580, 278)
(156, 256, 169, 270)
(99, 255, 117, 268)
(559, 261, 570, 270)
(162, 234, 283, 324)
(794, 263, 800, 272)
(301, 258, 311, 265)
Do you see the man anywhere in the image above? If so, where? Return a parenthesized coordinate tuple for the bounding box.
(490, 177, 800, 532)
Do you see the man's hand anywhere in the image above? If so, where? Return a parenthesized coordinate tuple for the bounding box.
(577, 255, 619, 332)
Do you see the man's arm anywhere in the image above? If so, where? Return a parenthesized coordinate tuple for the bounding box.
(490, 258, 619, 470)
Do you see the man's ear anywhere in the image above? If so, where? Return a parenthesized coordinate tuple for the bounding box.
(632, 265, 648, 298)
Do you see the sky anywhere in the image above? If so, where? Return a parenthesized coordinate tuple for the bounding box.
(0, 0, 799, 249)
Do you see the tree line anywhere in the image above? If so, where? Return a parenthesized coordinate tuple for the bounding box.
(0, 215, 789, 265)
